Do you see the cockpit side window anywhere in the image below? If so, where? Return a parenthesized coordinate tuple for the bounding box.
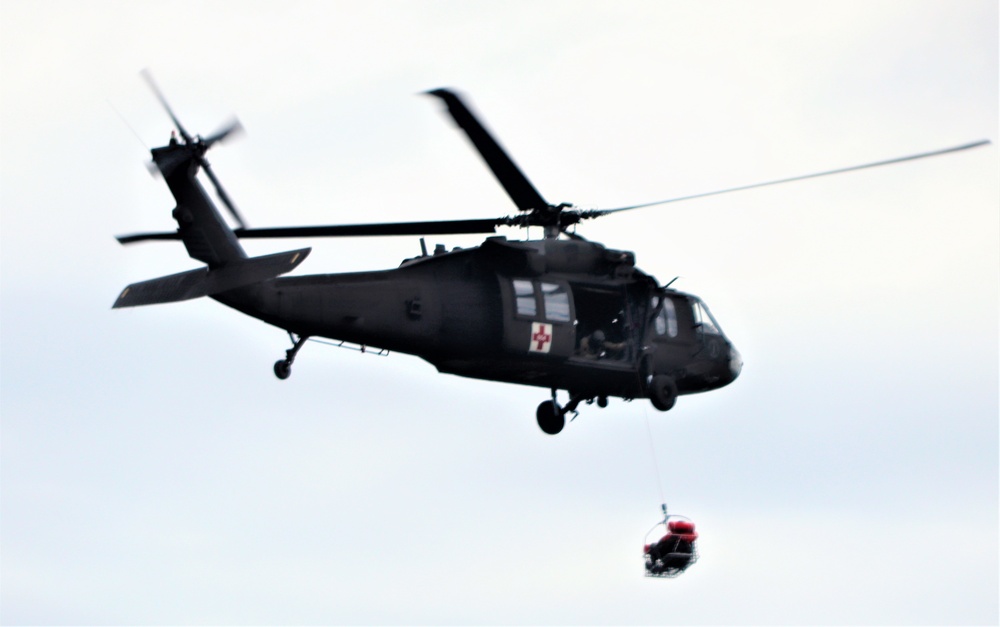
(513, 279, 536, 317)
(654, 297, 679, 337)
(540, 282, 571, 322)
(692, 298, 721, 335)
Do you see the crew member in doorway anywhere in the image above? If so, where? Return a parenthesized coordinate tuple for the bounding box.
(580, 329, 625, 359)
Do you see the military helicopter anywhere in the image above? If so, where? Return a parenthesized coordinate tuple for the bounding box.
(115, 73, 987, 434)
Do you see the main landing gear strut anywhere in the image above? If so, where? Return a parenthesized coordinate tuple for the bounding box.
(536, 389, 608, 435)
(535, 374, 675, 434)
(274, 332, 309, 380)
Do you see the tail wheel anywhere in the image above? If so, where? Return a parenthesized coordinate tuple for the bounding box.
(536, 400, 565, 435)
(649, 375, 678, 412)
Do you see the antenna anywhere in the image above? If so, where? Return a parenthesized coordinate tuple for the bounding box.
(107, 99, 148, 151)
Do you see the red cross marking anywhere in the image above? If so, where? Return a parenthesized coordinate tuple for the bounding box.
(532, 324, 552, 351)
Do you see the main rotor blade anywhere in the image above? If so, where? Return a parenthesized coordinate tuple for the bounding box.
(140, 69, 192, 143)
(200, 159, 248, 229)
(116, 231, 182, 244)
(427, 89, 550, 213)
(597, 139, 992, 215)
(231, 219, 501, 238)
(116, 217, 503, 244)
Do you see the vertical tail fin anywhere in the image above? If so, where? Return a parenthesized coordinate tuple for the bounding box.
(138, 72, 248, 268)
(151, 140, 246, 268)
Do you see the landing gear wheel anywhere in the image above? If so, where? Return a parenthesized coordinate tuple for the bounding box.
(274, 360, 291, 380)
(649, 375, 678, 411)
(274, 332, 309, 380)
(536, 400, 565, 435)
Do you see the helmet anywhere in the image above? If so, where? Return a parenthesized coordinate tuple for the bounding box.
(669, 520, 695, 534)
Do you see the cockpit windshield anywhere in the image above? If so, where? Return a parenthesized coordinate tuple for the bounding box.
(692, 298, 723, 335)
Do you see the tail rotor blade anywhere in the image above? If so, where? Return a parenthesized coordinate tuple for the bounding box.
(202, 117, 245, 149)
(140, 69, 192, 143)
(200, 159, 248, 229)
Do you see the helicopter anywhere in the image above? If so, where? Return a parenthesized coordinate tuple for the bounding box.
(115, 74, 988, 435)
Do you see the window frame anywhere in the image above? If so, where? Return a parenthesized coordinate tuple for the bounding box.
(654, 296, 679, 338)
(539, 281, 571, 323)
(512, 278, 537, 318)
(510, 279, 573, 323)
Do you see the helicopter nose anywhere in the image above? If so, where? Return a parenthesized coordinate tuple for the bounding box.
(728, 346, 743, 380)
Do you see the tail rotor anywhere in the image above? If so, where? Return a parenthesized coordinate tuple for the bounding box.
(140, 69, 247, 229)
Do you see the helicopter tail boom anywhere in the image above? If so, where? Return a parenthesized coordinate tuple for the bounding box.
(113, 247, 310, 308)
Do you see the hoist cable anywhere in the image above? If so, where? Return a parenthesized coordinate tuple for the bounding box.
(643, 406, 667, 510)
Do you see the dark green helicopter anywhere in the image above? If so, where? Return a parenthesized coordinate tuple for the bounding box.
(115, 73, 987, 434)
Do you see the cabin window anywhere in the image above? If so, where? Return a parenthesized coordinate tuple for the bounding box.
(541, 282, 571, 322)
(513, 279, 536, 317)
(655, 297, 678, 337)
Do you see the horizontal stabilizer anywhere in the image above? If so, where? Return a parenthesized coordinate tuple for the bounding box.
(113, 248, 310, 308)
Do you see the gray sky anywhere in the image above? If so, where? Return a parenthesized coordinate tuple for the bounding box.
(2, 1, 997, 624)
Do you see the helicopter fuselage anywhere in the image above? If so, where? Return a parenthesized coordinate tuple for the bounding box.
(216, 236, 741, 401)
(115, 83, 753, 434)
(115, 81, 986, 433)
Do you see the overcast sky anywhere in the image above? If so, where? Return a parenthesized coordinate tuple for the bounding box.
(1, 1, 997, 624)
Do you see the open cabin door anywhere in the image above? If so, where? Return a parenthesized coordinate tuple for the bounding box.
(500, 278, 576, 357)
(500, 277, 651, 364)
(569, 283, 648, 364)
